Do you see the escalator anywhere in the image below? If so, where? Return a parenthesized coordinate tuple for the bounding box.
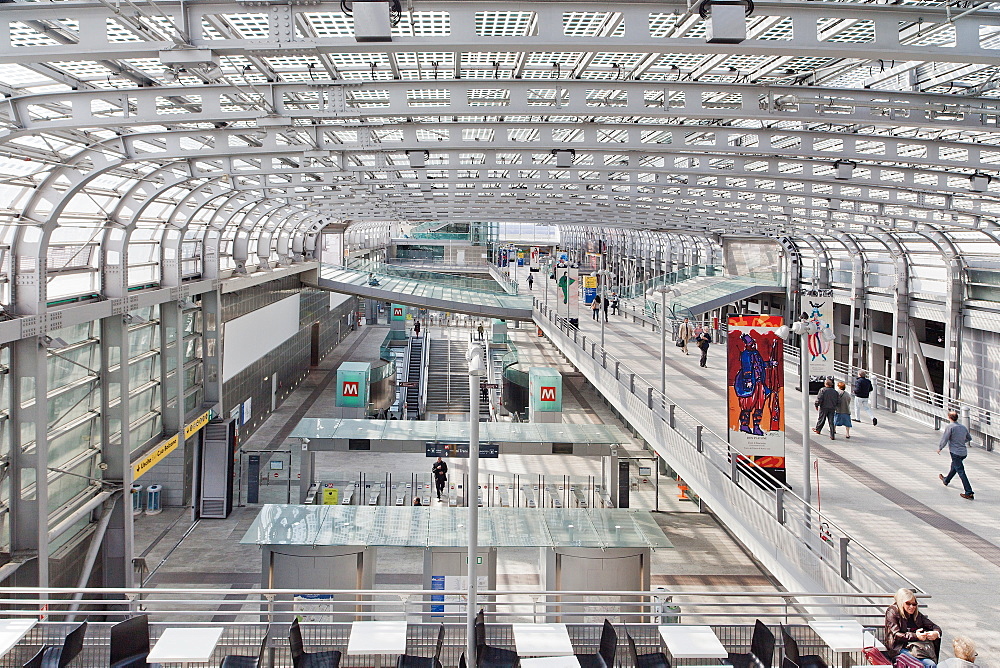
(405, 336, 424, 419)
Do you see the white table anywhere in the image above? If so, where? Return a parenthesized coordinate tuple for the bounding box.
(657, 626, 729, 660)
(347, 621, 408, 656)
(808, 620, 869, 654)
(147, 627, 224, 666)
(521, 657, 582, 668)
(0, 619, 37, 658)
(512, 623, 575, 657)
(809, 620, 885, 668)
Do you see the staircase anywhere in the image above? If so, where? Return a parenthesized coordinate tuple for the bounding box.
(425, 339, 472, 415)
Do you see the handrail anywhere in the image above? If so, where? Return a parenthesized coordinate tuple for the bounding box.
(0, 586, 904, 622)
(533, 300, 920, 597)
(488, 262, 520, 295)
(784, 347, 996, 452)
(348, 259, 509, 294)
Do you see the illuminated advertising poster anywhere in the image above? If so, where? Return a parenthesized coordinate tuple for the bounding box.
(582, 275, 598, 305)
(567, 267, 580, 318)
(727, 315, 785, 484)
(803, 290, 834, 377)
(530, 247, 539, 265)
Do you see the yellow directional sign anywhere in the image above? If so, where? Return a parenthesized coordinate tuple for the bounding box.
(132, 410, 213, 480)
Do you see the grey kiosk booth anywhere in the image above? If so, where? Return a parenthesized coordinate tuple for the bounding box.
(242, 504, 672, 621)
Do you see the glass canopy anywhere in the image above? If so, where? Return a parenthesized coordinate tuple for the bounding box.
(241, 504, 674, 549)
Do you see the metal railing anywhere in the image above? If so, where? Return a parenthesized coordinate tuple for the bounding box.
(783, 347, 996, 452)
(533, 300, 920, 598)
(0, 587, 901, 668)
(347, 260, 509, 295)
(488, 263, 520, 295)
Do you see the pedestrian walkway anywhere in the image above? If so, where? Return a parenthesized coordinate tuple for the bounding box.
(534, 275, 1000, 661)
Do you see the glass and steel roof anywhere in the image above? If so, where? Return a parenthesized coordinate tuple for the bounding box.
(4, 0, 1000, 308)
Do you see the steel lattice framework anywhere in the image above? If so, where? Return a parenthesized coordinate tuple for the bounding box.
(3, 0, 1000, 589)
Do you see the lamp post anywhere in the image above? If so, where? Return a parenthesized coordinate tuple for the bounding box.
(597, 268, 613, 350)
(649, 286, 670, 401)
(541, 258, 552, 314)
(788, 317, 817, 505)
(466, 343, 485, 666)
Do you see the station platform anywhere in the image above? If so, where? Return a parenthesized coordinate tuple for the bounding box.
(535, 277, 1000, 658)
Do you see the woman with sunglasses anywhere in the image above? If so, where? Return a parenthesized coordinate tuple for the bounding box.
(886, 588, 942, 668)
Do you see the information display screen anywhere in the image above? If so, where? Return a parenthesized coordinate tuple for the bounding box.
(425, 442, 499, 458)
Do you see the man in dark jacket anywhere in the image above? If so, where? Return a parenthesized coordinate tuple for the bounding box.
(852, 370, 876, 425)
(432, 457, 448, 500)
(813, 378, 839, 439)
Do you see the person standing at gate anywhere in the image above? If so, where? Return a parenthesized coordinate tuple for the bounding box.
(432, 457, 448, 500)
(938, 410, 975, 499)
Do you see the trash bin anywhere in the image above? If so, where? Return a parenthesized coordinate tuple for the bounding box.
(146, 484, 163, 515)
(131, 484, 143, 515)
(568, 317, 580, 329)
(653, 587, 681, 624)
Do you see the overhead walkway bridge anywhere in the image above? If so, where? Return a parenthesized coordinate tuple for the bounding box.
(636, 273, 785, 321)
(307, 264, 533, 320)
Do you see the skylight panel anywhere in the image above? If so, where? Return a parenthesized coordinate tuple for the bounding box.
(475, 11, 537, 37)
(562, 12, 623, 37)
(393, 11, 451, 36)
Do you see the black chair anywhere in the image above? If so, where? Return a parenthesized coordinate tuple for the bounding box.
(474, 611, 519, 668)
(289, 619, 341, 668)
(626, 632, 669, 668)
(780, 627, 826, 668)
(220, 628, 270, 668)
(24, 622, 86, 668)
(576, 620, 617, 668)
(110, 616, 150, 668)
(396, 624, 444, 668)
(728, 621, 775, 668)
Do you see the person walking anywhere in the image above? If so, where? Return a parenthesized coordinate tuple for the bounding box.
(601, 294, 610, 322)
(852, 370, 877, 425)
(477, 322, 485, 341)
(938, 410, 975, 499)
(413, 320, 421, 337)
(696, 331, 711, 367)
(677, 317, 695, 355)
(527, 273, 534, 291)
(835, 381, 853, 439)
(432, 457, 448, 500)
(813, 378, 839, 439)
(610, 292, 620, 315)
(591, 294, 601, 320)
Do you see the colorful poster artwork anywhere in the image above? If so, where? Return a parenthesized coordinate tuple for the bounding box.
(803, 292, 834, 377)
(727, 315, 785, 484)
